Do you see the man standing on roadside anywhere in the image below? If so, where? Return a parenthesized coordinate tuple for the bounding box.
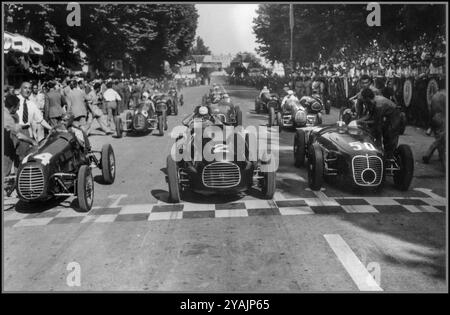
(66, 80, 89, 131)
(45, 81, 67, 127)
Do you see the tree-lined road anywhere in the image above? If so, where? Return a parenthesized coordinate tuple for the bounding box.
(4, 79, 446, 292)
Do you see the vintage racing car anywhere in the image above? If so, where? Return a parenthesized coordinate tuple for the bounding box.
(115, 99, 167, 137)
(255, 92, 280, 114)
(270, 97, 322, 130)
(293, 120, 414, 191)
(209, 100, 243, 127)
(166, 105, 276, 203)
(168, 86, 184, 109)
(11, 129, 116, 212)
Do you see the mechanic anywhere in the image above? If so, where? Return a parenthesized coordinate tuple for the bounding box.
(4, 94, 38, 176)
(349, 75, 382, 119)
(423, 90, 446, 166)
(359, 88, 404, 159)
(281, 90, 299, 111)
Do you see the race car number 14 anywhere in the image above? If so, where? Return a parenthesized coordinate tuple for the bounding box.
(349, 142, 376, 151)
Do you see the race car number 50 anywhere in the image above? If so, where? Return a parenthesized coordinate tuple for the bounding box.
(224, 299, 270, 311)
(349, 142, 376, 151)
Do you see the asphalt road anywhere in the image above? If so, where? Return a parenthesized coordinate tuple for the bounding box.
(3, 77, 447, 292)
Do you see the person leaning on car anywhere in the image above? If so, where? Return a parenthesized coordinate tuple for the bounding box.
(4, 94, 38, 176)
(350, 75, 381, 119)
(359, 88, 404, 159)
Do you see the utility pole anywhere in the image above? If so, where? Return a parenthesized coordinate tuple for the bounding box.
(289, 3, 294, 90)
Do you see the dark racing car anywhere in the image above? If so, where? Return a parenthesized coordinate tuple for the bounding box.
(166, 105, 276, 203)
(255, 92, 280, 114)
(115, 99, 167, 137)
(293, 120, 414, 191)
(209, 100, 243, 127)
(11, 129, 116, 212)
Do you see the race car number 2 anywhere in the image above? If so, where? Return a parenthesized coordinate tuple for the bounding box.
(349, 142, 376, 151)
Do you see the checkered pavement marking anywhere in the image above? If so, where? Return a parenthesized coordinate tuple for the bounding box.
(3, 195, 445, 228)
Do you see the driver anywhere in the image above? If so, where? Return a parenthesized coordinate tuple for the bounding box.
(259, 86, 271, 100)
(281, 90, 299, 111)
(141, 92, 156, 116)
(56, 112, 91, 151)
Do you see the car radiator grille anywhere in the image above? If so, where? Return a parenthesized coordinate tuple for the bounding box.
(18, 165, 45, 199)
(352, 155, 383, 186)
(202, 162, 241, 188)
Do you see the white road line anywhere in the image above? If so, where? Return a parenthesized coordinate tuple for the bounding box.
(324, 234, 383, 291)
(414, 188, 447, 202)
(107, 194, 128, 207)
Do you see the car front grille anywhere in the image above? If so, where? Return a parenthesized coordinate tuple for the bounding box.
(133, 113, 147, 130)
(18, 165, 45, 199)
(352, 155, 383, 186)
(202, 162, 241, 188)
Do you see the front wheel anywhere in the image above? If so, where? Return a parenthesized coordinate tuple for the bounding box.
(294, 129, 306, 167)
(268, 107, 275, 127)
(77, 165, 94, 212)
(316, 112, 322, 125)
(276, 112, 283, 131)
(261, 171, 276, 199)
(235, 106, 243, 126)
(393, 144, 414, 191)
(308, 143, 324, 191)
(115, 116, 123, 138)
(166, 155, 181, 203)
(101, 144, 116, 184)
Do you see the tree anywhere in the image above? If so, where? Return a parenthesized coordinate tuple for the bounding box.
(190, 36, 211, 55)
(253, 4, 445, 65)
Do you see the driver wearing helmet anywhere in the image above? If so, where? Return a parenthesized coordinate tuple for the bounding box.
(141, 92, 155, 116)
(281, 90, 300, 111)
(259, 86, 270, 98)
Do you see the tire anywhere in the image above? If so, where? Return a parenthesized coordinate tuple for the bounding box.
(325, 100, 331, 114)
(255, 100, 260, 114)
(268, 107, 275, 127)
(180, 94, 184, 106)
(276, 112, 283, 131)
(166, 155, 181, 203)
(115, 116, 122, 138)
(101, 144, 116, 184)
(316, 112, 322, 125)
(125, 111, 133, 130)
(158, 114, 164, 136)
(308, 143, 324, 191)
(393, 144, 414, 191)
(294, 129, 306, 167)
(173, 100, 178, 115)
(163, 111, 168, 130)
(262, 171, 276, 199)
(235, 106, 243, 126)
(77, 165, 94, 212)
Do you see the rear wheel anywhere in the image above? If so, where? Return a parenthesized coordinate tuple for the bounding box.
(308, 143, 324, 191)
(325, 100, 331, 114)
(77, 165, 94, 212)
(115, 117, 123, 138)
(255, 101, 260, 114)
(158, 114, 164, 136)
(125, 111, 133, 130)
(261, 171, 276, 199)
(268, 107, 275, 127)
(235, 106, 243, 126)
(393, 144, 414, 191)
(166, 155, 181, 203)
(316, 112, 322, 125)
(101, 144, 116, 184)
(294, 129, 306, 167)
(276, 112, 283, 131)
(173, 99, 178, 115)
(179, 94, 184, 106)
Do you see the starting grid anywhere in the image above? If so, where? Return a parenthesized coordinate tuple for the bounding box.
(3, 189, 446, 229)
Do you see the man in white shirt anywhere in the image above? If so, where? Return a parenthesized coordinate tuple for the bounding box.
(103, 81, 122, 131)
(16, 82, 52, 142)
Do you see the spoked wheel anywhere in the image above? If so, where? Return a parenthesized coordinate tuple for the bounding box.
(77, 165, 94, 212)
(166, 155, 181, 203)
(261, 170, 276, 199)
(308, 143, 324, 191)
(235, 106, 243, 127)
(101, 144, 116, 184)
(115, 116, 123, 138)
(294, 129, 306, 167)
(393, 144, 414, 191)
(276, 112, 283, 131)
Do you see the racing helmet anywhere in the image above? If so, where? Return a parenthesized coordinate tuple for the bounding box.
(312, 81, 321, 93)
(294, 110, 307, 125)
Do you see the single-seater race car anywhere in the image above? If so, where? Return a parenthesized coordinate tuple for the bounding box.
(293, 120, 414, 191)
(168, 86, 184, 109)
(209, 99, 243, 127)
(166, 105, 276, 203)
(255, 92, 280, 114)
(270, 97, 322, 130)
(10, 129, 116, 212)
(115, 99, 167, 137)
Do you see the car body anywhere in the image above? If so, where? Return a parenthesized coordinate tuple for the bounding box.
(166, 105, 276, 202)
(293, 122, 414, 191)
(271, 97, 322, 130)
(12, 130, 115, 211)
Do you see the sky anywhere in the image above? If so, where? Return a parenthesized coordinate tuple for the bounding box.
(195, 4, 259, 56)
